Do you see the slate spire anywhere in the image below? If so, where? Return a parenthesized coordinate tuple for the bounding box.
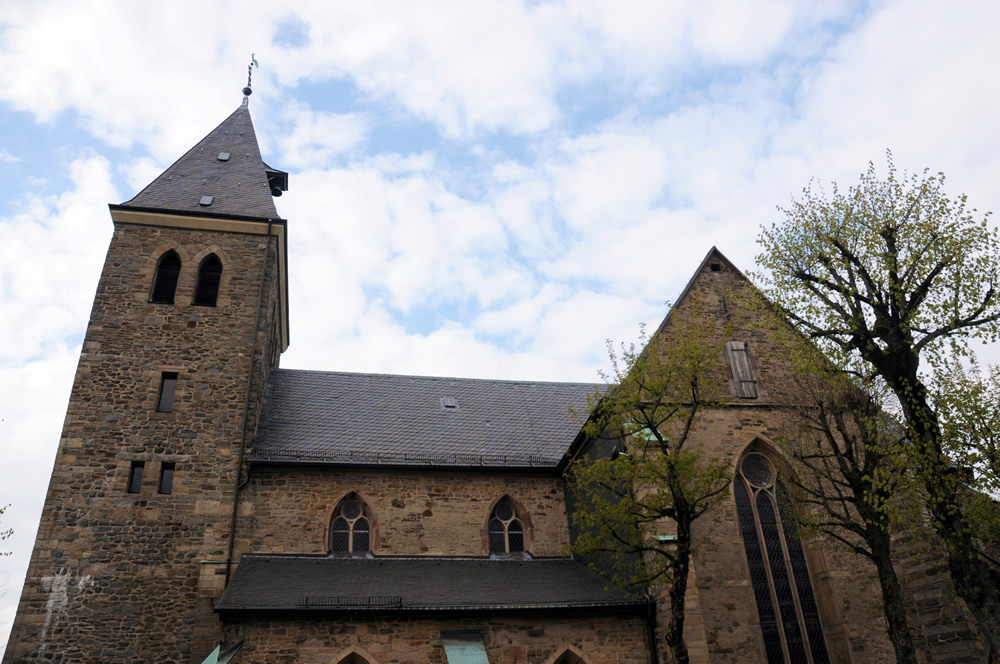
(121, 94, 287, 220)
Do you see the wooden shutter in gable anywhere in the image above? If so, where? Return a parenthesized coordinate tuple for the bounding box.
(726, 341, 759, 399)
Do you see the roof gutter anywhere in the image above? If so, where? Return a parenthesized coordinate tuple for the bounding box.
(217, 599, 652, 615)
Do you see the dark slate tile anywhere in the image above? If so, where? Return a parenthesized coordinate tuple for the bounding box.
(217, 556, 645, 612)
(121, 104, 280, 220)
(249, 370, 601, 468)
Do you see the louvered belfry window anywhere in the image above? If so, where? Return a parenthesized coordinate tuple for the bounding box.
(193, 254, 222, 306)
(489, 499, 525, 554)
(330, 494, 371, 553)
(151, 251, 181, 304)
(726, 340, 759, 398)
(735, 452, 830, 664)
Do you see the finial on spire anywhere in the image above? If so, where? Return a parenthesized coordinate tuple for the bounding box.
(242, 53, 259, 106)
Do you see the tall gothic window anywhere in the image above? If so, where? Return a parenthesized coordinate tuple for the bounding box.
(488, 497, 525, 554)
(193, 254, 222, 306)
(150, 250, 181, 304)
(330, 493, 372, 554)
(735, 450, 830, 664)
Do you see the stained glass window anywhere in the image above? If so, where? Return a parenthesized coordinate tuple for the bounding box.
(735, 452, 830, 664)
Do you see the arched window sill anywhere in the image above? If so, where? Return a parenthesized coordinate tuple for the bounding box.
(489, 551, 532, 560)
(328, 551, 374, 560)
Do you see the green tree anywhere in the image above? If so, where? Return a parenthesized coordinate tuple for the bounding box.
(934, 358, 1000, 497)
(756, 153, 1000, 655)
(775, 368, 918, 664)
(568, 307, 731, 664)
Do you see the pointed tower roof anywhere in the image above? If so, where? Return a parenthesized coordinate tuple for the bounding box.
(120, 101, 286, 220)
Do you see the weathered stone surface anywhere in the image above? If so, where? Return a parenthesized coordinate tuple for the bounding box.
(223, 614, 652, 664)
(4, 221, 283, 664)
(236, 468, 569, 557)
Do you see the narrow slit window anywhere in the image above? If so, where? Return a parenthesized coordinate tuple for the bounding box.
(127, 461, 144, 494)
(726, 341, 759, 399)
(193, 254, 222, 306)
(158, 462, 175, 494)
(157, 372, 178, 413)
(150, 250, 181, 304)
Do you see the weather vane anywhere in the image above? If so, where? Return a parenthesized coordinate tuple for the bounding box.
(243, 53, 259, 98)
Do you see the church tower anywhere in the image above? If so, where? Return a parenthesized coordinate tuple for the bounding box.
(4, 88, 288, 663)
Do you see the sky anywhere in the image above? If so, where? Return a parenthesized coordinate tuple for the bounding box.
(2, 0, 1000, 651)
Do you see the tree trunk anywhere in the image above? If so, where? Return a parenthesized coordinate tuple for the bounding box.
(938, 520, 1000, 660)
(867, 525, 919, 664)
(665, 518, 691, 664)
(892, 372, 1000, 657)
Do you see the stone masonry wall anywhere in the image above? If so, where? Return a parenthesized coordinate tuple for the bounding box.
(894, 533, 989, 664)
(3, 222, 282, 664)
(236, 468, 569, 557)
(636, 254, 898, 663)
(222, 613, 653, 664)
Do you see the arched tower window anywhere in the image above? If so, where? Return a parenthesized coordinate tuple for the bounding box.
(150, 251, 181, 304)
(488, 497, 525, 555)
(734, 449, 830, 664)
(193, 254, 222, 306)
(330, 493, 372, 554)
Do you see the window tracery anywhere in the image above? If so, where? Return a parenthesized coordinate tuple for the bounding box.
(488, 497, 525, 554)
(330, 493, 372, 554)
(735, 450, 830, 664)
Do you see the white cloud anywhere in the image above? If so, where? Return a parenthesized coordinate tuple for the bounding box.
(0, 155, 116, 364)
(120, 157, 166, 198)
(280, 103, 370, 168)
(545, 130, 672, 233)
(270, 1, 561, 136)
(0, 150, 21, 163)
(0, 1, 852, 151)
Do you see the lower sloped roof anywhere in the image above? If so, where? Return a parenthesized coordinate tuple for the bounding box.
(249, 370, 599, 469)
(217, 556, 646, 613)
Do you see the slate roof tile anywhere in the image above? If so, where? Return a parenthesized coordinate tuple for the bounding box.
(217, 556, 645, 613)
(121, 103, 280, 220)
(250, 370, 599, 468)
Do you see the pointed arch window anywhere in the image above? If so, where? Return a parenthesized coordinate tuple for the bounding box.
(735, 451, 830, 664)
(488, 498, 525, 554)
(151, 251, 181, 304)
(193, 254, 222, 306)
(330, 493, 372, 554)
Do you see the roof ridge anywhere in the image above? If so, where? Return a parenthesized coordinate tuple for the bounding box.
(270, 367, 601, 388)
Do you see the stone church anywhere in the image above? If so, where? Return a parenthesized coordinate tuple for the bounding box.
(2, 90, 989, 664)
